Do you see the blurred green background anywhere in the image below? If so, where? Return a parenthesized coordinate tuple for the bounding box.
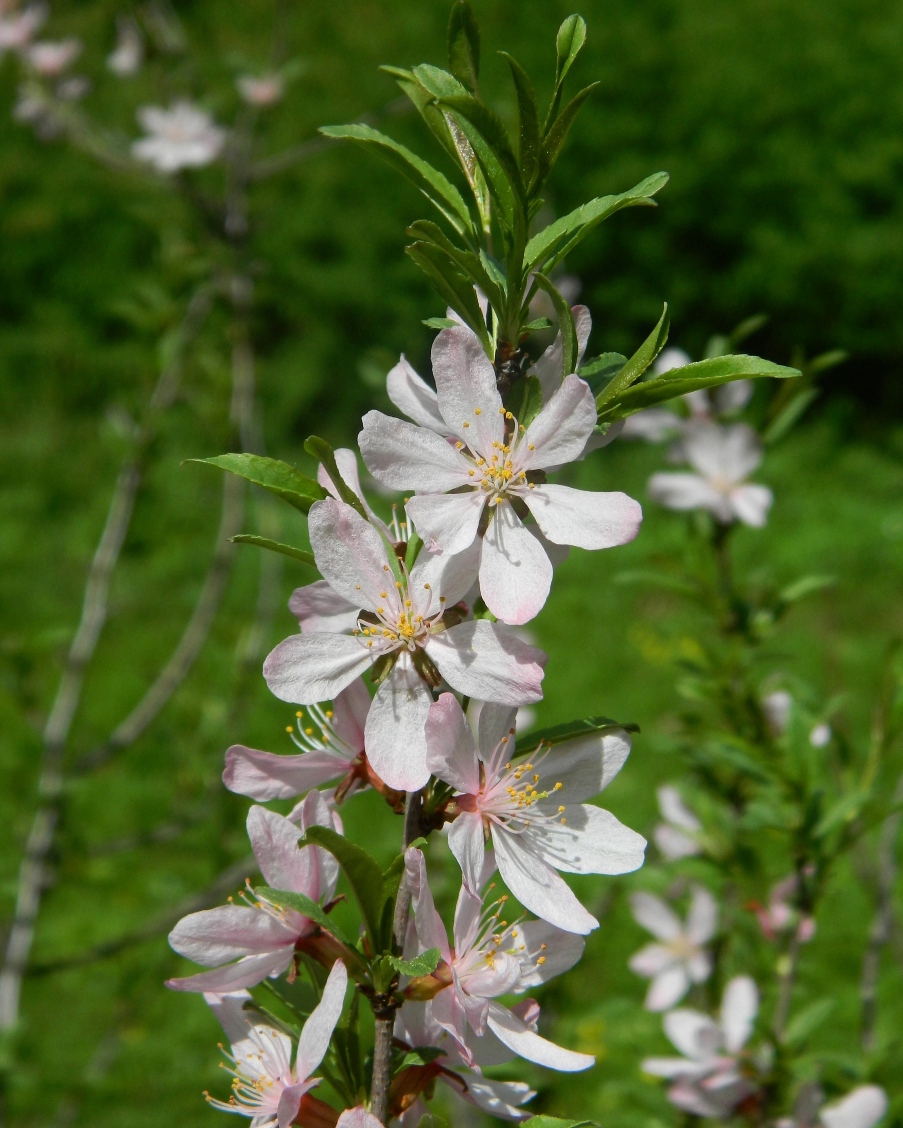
(2, 0, 903, 1124)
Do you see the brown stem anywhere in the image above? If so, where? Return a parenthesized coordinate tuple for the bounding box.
(371, 790, 424, 1126)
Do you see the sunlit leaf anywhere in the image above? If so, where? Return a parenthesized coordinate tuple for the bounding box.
(186, 454, 326, 514)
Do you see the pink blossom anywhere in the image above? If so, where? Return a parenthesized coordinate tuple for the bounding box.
(26, 37, 80, 75)
(132, 101, 226, 172)
(751, 874, 816, 944)
(643, 976, 760, 1118)
(203, 959, 347, 1128)
(263, 498, 546, 792)
(426, 694, 645, 934)
(648, 423, 773, 527)
(628, 886, 717, 1010)
(0, 2, 45, 51)
(653, 785, 703, 860)
(403, 847, 591, 1072)
(106, 17, 142, 76)
(360, 326, 641, 624)
(237, 74, 284, 107)
(166, 794, 340, 993)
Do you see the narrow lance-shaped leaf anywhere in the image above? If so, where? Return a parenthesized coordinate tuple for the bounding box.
(231, 536, 317, 570)
(501, 53, 541, 185)
(447, 1, 480, 93)
(319, 123, 474, 238)
(381, 65, 461, 164)
(406, 241, 494, 355)
(524, 172, 669, 274)
(595, 304, 670, 411)
(532, 272, 578, 378)
(516, 715, 640, 759)
(597, 354, 802, 421)
(406, 220, 506, 313)
(537, 81, 599, 187)
(304, 436, 369, 520)
(186, 454, 327, 514)
(298, 825, 389, 952)
(524, 1117, 598, 1128)
(578, 352, 627, 397)
(544, 14, 588, 133)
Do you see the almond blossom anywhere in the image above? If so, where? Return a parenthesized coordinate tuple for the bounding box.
(426, 694, 645, 934)
(237, 74, 284, 107)
(263, 497, 546, 791)
(203, 959, 347, 1128)
(642, 976, 760, 1118)
(106, 17, 142, 76)
(750, 873, 816, 944)
(403, 847, 591, 1072)
(166, 794, 340, 993)
(653, 784, 703, 860)
(818, 1087, 888, 1128)
(393, 999, 535, 1123)
(648, 422, 773, 527)
(359, 325, 642, 625)
(26, 37, 79, 75)
(628, 886, 717, 1010)
(223, 679, 399, 808)
(132, 101, 226, 172)
(0, 2, 45, 52)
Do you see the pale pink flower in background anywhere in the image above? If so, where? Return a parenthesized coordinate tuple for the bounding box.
(654, 784, 703, 860)
(26, 37, 80, 75)
(0, 1, 45, 51)
(394, 1001, 535, 1123)
(132, 101, 226, 172)
(360, 325, 641, 624)
(166, 794, 340, 992)
(752, 874, 816, 944)
(204, 959, 347, 1128)
(237, 73, 284, 107)
(263, 498, 546, 792)
(648, 422, 773, 527)
(762, 690, 833, 750)
(106, 16, 142, 76)
(404, 847, 591, 1072)
(426, 693, 645, 934)
(629, 886, 717, 1010)
(819, 1087, 888, 1128)
(224, 680, 374, 803)
(643, 976, 759, 1118)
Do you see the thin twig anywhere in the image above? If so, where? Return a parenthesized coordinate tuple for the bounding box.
(28, 856, 254, 977)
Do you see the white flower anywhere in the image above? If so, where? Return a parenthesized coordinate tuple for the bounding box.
(360, 325, 641, 624)
(629, 886, 717, 1010)
(237, 74, 284, 107)
(809, 722, 832, 747)
(427, 693, 645, 934)
(263, 498, 546, 792)
(0, 2, 45, 52)
(820, 1087, 888, 1128)
(643, 976, 759, 1118)
(26, 37, 80, 75)
(132, 101, 226, 172)
(203, 959, 347, 1128)
(654, 785, 703, 860)
(404, 847, 591, 1073)
(107, 17, 142, 76)
(763, 689, 793, 736)
(648, 422, 773, 527)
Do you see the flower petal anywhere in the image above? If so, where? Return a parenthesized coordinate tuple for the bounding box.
(525, 484, 641, 551)
(521, 375, 596, 469)
(296, 959, 348, 1080)
(663, 1008, 721, 1060)
(720, 975, 758, 1053)
(523, 805, 646, 875)
(456, 1074, 535, 1120)
(493, 826, 598, 935)
(405, 847, 452, 961)
(654, 823, 702, 860)
(485, 1001, 594, 1072)
(336, 1109, 386, 1128)
(545, 727, 633, 806)
(168, 905, 295, 966)
(648, 471, 729, 518)
(821, 1087, 888, 1128)
(448, 812, 487, 894)
(478, 702, 518, 756)
(432, 326, 504, 455)
(730, 483, 773, 527)
(646, 965, 691, 1011)
(425, 692, 481, 794)
(428, 620, 546, 705)
(289, 580, 360, 634)
(658, 785, 701, 831)
(630, 892, 683, 941)
(512, 919, 585, 987)
(224, 745, 345, 801)
(686, 884, 718, 944)
(166, 946, 293, 993)
(479, 503, 553, 625)
(247, 805, 317, 894)
(406, 491, 485, 556)
(364, 661, 432, 791)
(410, 534, 481, 605)
(530, 305, 592, 401)
(386, 354, 450, 434)
(629, 943, 674, 978)
(359, 410, 471, 491)
(277, 1084, 311, 1128)
(683, 422, 761, 482)
(264, 633, 372, 705)
(204, 988, 254, 1044)
(309, 498, 401, 613)
(332, 678, 370, 749)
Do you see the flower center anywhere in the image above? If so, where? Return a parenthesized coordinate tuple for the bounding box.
(454, 407, 537, 505)
(474, 735, 567, 831)
(351, 568, 445, 654)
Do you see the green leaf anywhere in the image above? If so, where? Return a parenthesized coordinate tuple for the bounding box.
(381, 66, 461, 164)
(406, 242, 493, 355)
(438, 94, 525, 217)
(422, 317, 460, 329)
(404, 531, 424, 571)
(400, 1047, 446, 1069)
(299, 825, 388, 950)
(231, 536, 317, 569)
(598, 353, 801, 421)
(784, 999, 837, 1047)
(303, 436, 368, 520)
(502, 53, 541, 185)
(763, 388, 819, 445)
(186, 454, 327, 514)
(779, 575, 835, 604)
(406, 220, 506, 313)
(524, 172, 669, 274)
(531, 273, 577, 378)
(595, 305, 670, 411)
(538, 82, 599, 185)
(578, 352, 628, 397)
(516, 715, 639, 758)
(387, 948, 442, 977)
(319, 123, 474, 237)
(808, 348, 848, 375)
(255, 887, 353, 946)
(447, 2, 480, 93)
(523, 317, 554, 332)
(506, 374, 543, 428)
(554, 15, 588, 88)
(524, 1117, 597, 1128)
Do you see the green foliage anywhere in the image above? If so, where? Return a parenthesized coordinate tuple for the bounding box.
(231, 535, 317, 569)
(187, 454, 326, 513)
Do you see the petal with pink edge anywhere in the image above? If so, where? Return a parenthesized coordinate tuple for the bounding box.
(404, 847, 452, 960)
(386, 354, 450, 434)
(165, 946, 293, 993)
(336, 1109, 386, 1128)
(359, 410, 472, 491)
(525, 484, 642, 550)
(428, 620, 545, 706)
(168, 905, 296, 966)
(332, 678, 371, 750)
(521, 375, 596, 469)
(309, 498, 401, 613)
(406, 490, 484, 556)
(224, 745, 345, 801)
(425, 693, 481, 794)
(364, 661, 432, 791)
(479, 502, 553, 625)
(246, 805, 318, 894)
(492, 827, 598, 935)
(486, 1000, 594, 1072)
(432, 326, 504, 454)
(448, 812, 487, 894)
(530, 305, 592, 401)
(264, 633, 372, 706)
(289, 580, 360, 634)
(296, 959, 348, 1080)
